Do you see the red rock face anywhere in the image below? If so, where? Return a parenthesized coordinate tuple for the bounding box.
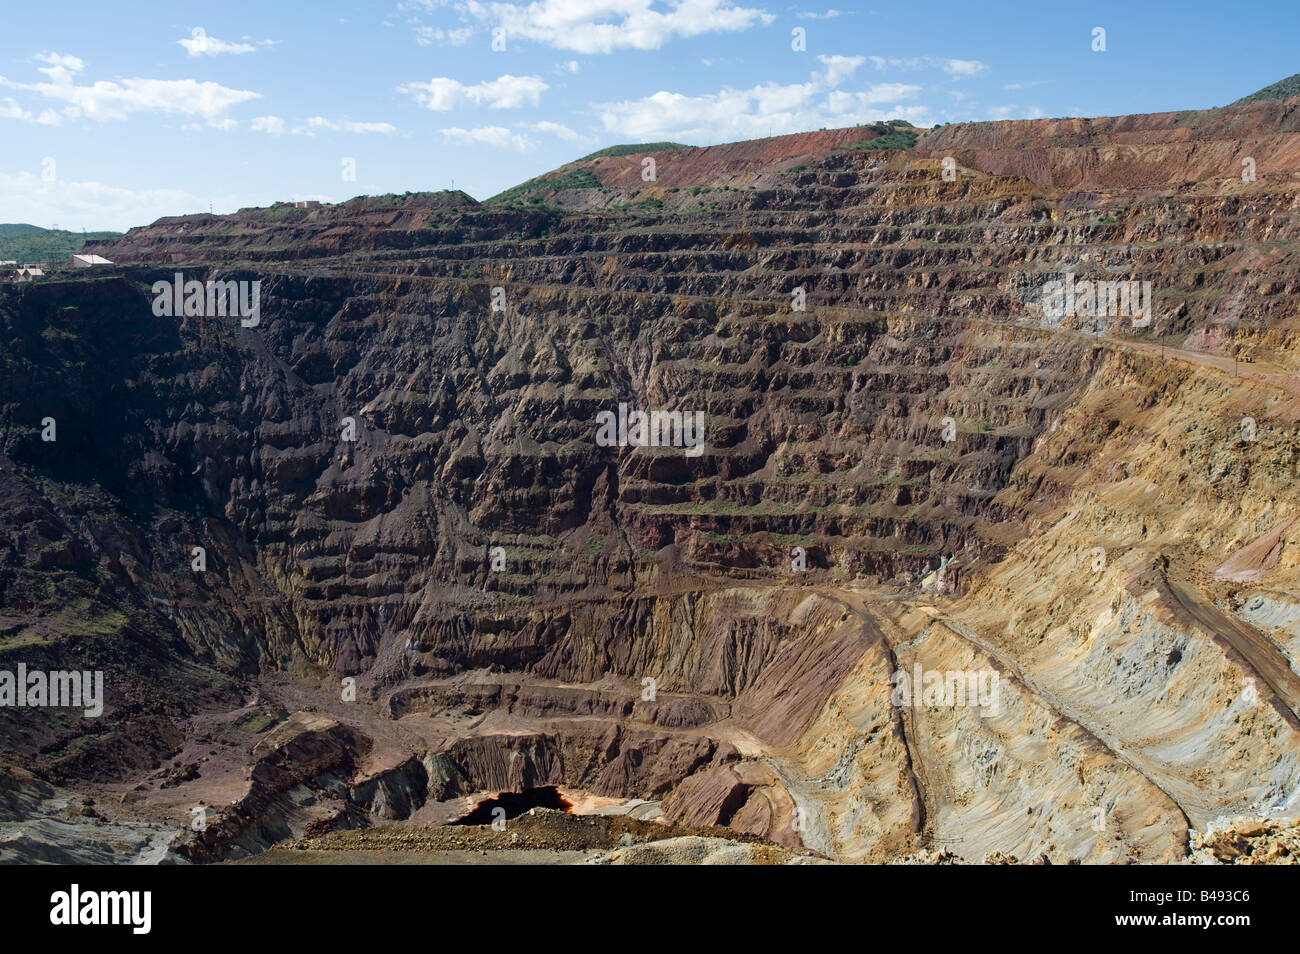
(581, 128, 874, 190)
(915, 99, 1300, 190)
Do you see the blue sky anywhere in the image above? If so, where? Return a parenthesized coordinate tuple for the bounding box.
(1, 0, 1297, 232)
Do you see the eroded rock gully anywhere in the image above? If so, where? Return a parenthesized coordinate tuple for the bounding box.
(4, 101, 1300, 864)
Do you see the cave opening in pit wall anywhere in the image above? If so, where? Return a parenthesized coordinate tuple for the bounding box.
(452, 786, 574, 825)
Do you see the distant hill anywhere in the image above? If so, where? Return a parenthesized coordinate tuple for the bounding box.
(832, 122, 920, 151)
(1230, 73, 1300, 106)
(484, 126, 922, 207)
(486, 144, 695, 205)
(486, 168, 604, 206)
(578, 142, 695, 161)
(0, 224, 123, 263)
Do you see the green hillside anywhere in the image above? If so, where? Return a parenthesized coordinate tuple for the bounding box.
(485, 168, 604, 206)
(1230, 73, 1300, 107)
(578, 142, 695, 161)
(486, 142, 697, 206)
(0, 224, 122, 263)
(833, 122, 920, 151)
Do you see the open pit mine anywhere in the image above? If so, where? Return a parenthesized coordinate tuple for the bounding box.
(4, 83, 1300, 866)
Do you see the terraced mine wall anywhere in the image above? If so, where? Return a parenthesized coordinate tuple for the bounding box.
(5, 105, 1300, 862)
(0, 266, 1090, 679)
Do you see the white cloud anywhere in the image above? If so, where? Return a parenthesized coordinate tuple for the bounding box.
(816, 54, 864, 87)
(294, 117, 399, 134)
(827, 84, 922, 109)
(0, 96, 61, 125)
(461, 0, 772, 54)
(0, 169, 240, 233)
(415, 25, 473, 45)
(248, 115, 396, 135)
(34, 53, 84, 84)
(517, 119, 589, 143)
(1003, 80, 1043, 91)
(867, 55, 989, 78)
(398, 74, 547, 110)
(0, 53, 260, 123)
(988, 104, 1044, 120)
(250, 115, 286, 134)
(556, 60, 580, 73)
(178, 28, 277, 56)
(597, 76, 925, 142)
(798, 8, 846, 17)
(440, 125, 536, 151)
(942, 58, 987, 78)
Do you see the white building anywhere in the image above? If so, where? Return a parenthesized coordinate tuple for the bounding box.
(71, 253, 113, 267)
